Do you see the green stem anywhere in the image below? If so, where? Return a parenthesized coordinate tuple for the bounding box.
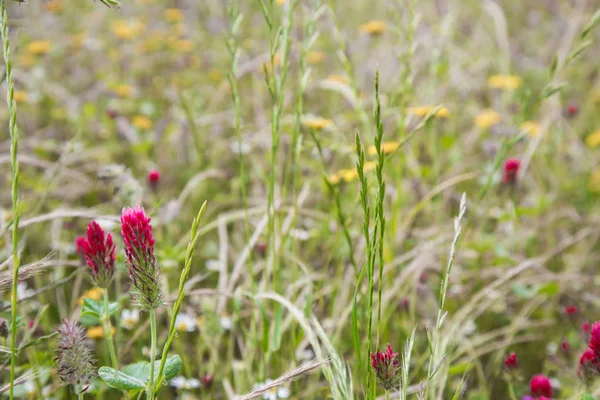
(102, 289, 118, 369)
(1, 0, 21, 398)
(507, 381, 517, 400)
(147, 309, 157, 400)
(77, 386, 84, 400)
(385, 390, 390, 400)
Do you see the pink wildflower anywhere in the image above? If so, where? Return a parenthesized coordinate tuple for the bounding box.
(370, 344, 401, 390)
(530, 374, 553, 398)
(81, 222, 115, 288)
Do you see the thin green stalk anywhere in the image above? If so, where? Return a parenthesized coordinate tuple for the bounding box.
(1, 0, 21, 398)
(154, 202, 207, 390)
(77, 387, 84, 400)
(102, 290, 118, 369)
(147, 308, 157, 400)
(385, 391, 390, 400)
(507, 382, 517, 400)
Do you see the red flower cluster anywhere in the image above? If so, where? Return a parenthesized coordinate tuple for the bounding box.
(504, 352, 517, 369)
(530, 374, 552, 398)
(579, 321, 600, 381)
(565, 305, 578, 315)
(79, 222, 115, 288)
(503, 158, 520, 184)
(370, 344, 401, 390)
(148, 169, 160, 188)
(121, 205, 163, 310)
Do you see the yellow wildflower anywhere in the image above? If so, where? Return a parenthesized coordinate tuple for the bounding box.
(111, 84, 134, 98)
(586, 130, 600, 148)
(326, 74, 349, 85)
(487, 74, 522, 90)
(367, 141, 400, 156)
(276, 0, 287, 4)
(208, 68, 222, 82)
(87, 326, 115, 339)
(18, 55, 35, 68)
(302, 117, 333, 130)
(171, 39, 193, 52)
(132, 115, 152, 130)
(307, 51, 326, 64)
(78, 287, 104, 305)
(475, 109, 501, 129)
(111, 20, 145, 40)
(363, 161, 377, 172)
(25, 40, 52, 56)
(359, 20, 386, 35)
(589, 168, 600, 192)
(14, 91, 29, 104)
(164, 8, 183, 23)
(44, 0, 64, 13)
(407, 105, 450, 119)
(520, 121, 541, 137)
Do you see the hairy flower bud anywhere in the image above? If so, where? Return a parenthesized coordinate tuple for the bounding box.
(370, 344, 401, 391)
(121, 205, 163, 310)
(81, 222, 115, 288)
(55, 320, 95, 389)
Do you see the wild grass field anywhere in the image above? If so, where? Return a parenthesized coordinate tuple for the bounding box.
(0, 0, 600, 399)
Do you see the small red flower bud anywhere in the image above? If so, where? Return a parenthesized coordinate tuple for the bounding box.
(503, 158, 520, 184)
(582, 321, 591, 334)
(567, 103, 578, 117)
(504, 352, 518, 369)
(148, 169, 160, 188)
(201, 374, 214, 389)
(565, 305, 577, 315)
(560, 339, 569, 351)
(530, 374, 553, 398)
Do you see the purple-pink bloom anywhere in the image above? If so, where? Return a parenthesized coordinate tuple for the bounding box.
(81, 222, 115, 288)
(121, 205, 163, 310)
(370, 344, 401, 390)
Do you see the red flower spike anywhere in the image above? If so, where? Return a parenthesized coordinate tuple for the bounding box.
(530, 374, 553, 398)
(81, 222, 115, 288)
(503, 158, 520, 184)
(504, 352, 517, 369)
(201, 374, 214, 389)
(590, 322, 600, 355)
(370, 343, 401, 391)
(121, 205, 162, 310)
(560, 340, 569, 351)
(75, 236, 87, 259)
(567, 104, 578, 117)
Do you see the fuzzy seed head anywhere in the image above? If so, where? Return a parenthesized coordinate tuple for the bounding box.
(55, 320, 96, 389)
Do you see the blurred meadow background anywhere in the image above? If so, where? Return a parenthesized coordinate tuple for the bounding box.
(1, 0, 600, 398)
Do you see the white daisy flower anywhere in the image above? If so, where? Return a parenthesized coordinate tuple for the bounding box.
(254, 380, 290, 400)
(171, 376, 201, 390)
(175, 313, 197, 332)
(121, 309, 139, 330)
(220, 315, 233, 331)
(290, 228, 310, 241)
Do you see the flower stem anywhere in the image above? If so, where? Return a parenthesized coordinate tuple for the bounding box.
(507, 381, 517, 400)
(385, 390, 390, 400)
(147, 308, 157, 400)
(0, 0, 21, 398)
(77, 386, 84, 400)
(102, 289, 118, 369)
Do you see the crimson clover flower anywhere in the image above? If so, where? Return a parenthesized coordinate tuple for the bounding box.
(370, 344, 401, 391)
(529, 374, 553, 398)
(121, 205, 163, 310)
(80, 222, 115, 288)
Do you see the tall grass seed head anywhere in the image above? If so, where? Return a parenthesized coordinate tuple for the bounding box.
(370, 343, 401, 391)
(54, 320, 96, 389)
(121, 205, 163, 310)
(81, 222, 115, 288)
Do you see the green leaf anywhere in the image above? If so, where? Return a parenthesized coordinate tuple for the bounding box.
(538, 282, 560, 296)
(82, 298, 103, 316)
(581, 394, 595, 400)
(120, 355, 182, 384)
(511, 283, 535, 299)
(162, 355, 183, 380)
(98, 367, 145, 390)
(79, 311, 101, 327)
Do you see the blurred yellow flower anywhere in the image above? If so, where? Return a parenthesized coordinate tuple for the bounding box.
(87, 326, 115, 339)
(475, 109, 501, 129)
(487, 74, 522, 90)
(18, 55, 34, 68)
(302, 117, 333, 130)
(276, 0, 287, 4)
(586, 130, 600, 148)
(171, 39, 194, 52)
(589, 168, 600, 192)
(14, 91, 29, 104)
(359, 20, 386, 35)
(326, 74, 349, 85)
(407, 105, 449, 119)
(363, 161, 377, 172)
(164, 8, 183, 23)
(520, 121, 541, 137)
(71, 34, 85, 49)
(78, 287, 104, 305)
(132, 115, 152, 130)
(25, 40, 52, 56)
(111, 84, 134, 98)
(307, 51, 326, 64)
(111, 20, 145, 40)
(367, 141, 400, 156)
(208, 68, 222, 82)
(44, 0, 64, 13)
